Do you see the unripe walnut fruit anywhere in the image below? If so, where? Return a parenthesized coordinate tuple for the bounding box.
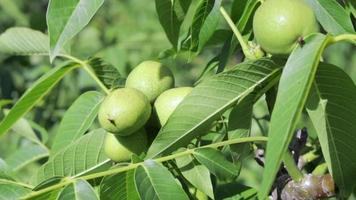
(104, 129, 147, 162)
(125, 60, 174, 102)
(98, 88, 151, 136)
(154, 87, 193, 126)
(253, 0, 319, 55)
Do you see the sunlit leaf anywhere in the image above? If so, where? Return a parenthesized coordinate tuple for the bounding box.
(259, 34, 331, 199)
(51, 91, 104, 156)
(36, 129, 109, 184)
(47, 0, 104, 61)
(147, 58, 282, 158)
(306, 0, 355, 35)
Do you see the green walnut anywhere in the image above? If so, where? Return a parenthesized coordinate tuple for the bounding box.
(125, 60, 175, 102)
(253, 0, 319, 55)
(98, 88, 151, 136)
(154, 87, 193, 126)
(104, 129, 148, 162)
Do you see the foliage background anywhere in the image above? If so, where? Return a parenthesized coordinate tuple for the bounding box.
(0, 0, 355, 193)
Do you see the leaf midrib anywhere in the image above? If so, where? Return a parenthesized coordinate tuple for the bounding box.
(150, 66, 281, 158)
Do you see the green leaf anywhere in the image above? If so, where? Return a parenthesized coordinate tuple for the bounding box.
(174, 0, 192, 21)
(228, 95, 253, 164)
(26, 189, 62, 200)
(0, 27, 49, 55)
(88, 57, 126, 89)
(33, 176, 64, 191)
(36, 129, 108, 184)
(134, 160, 189, 200)
(147, 58, 282, 158)
(188, 0, 216, 51)
(51, 91, 104, 156)
(259, 34, 331, 199)
(0, 183, 30, 200)
(215, 182, 257, 200)
(176, 153, 214, 198)
(58, 179, 99, 200)
(306, 0, 355, 35)
(235, 0, 259, 32)
(100, 170, 139, 200)
(0, 159, 15, 181)
(5, 143, 48, 171)
(155, 0, 189, 50)
(196, 0, 221, 52)
(230, 0, 249, 22)
(46, 0, 104, 61)
(307, 63, 356, 197)
(0, 0, 28, 26)
(3, 109, 42, 145)
(193, 148, 239, 181)
(0, 62, 79, 137)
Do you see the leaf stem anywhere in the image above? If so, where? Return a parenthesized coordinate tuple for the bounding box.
(58, 54, 110, 94)
(329, 34, 356, 44)
(21, 136, 267, 199)
(219, 7, 252, 59)
(283, 152, 303, 181)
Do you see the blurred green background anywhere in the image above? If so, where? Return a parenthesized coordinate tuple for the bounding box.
(0, 0, 355, 188)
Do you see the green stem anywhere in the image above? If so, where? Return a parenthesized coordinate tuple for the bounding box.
(283, 152, 303, 181)
(329, 34, 356, 45)
(312, 163, 328, 176)
(302, 150, 319, 164)
(58, 54, 110, 94)
(219, 7, 252, 59)
(21, 136, 267, 199)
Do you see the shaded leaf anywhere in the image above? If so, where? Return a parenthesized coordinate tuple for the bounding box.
(228, 95, 254, 163)
(57, 179, 99, 200)
(0, 159, 15, 181)
(197, 0, 221, 52)
(193, 148, 240, 181)
(176, 153, 214, 198)
(0, 27, 48, 55)
(33, 176, 64, 191)
(155, 0, 189, 50)
(147, 58, 282, 158)
(100, 170, 139, 200)
(215, 182, 257, 200)
(5, 143, 48, 171)
(51, 91, 104, 156)
(307, 63, 356, 197)
(187, 0, 216, 52)
(47, 0, 104, 60)
(259, 34, 331, 199)
(4, 109, 41, 145)
(36, 129, 108, 183)
(134, 160, 189, 200)
(88, 57, 126, 89)
(0, 62, 79, 137)
(306, 0, 355, 35)
(0, 183, 30, 200)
